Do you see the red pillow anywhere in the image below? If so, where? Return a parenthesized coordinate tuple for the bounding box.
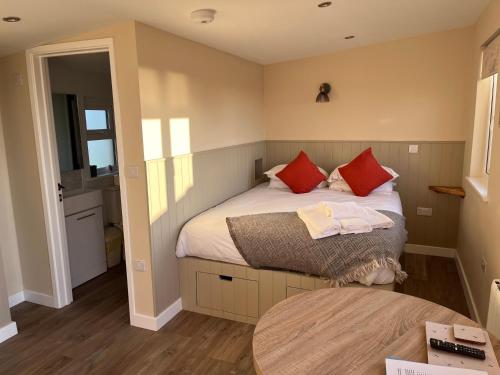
(338, 148, 392, 197)
(276, 151, 326, 194)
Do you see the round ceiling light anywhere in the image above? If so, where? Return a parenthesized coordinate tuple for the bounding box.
(191, 9, 216, 24)
(318, 1, 332, 8)
(344, 35, 355, 40)
(2, 16, 21, 23)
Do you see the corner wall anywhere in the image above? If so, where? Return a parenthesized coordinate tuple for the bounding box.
(0, 109, 23, 299)
(457, 0, 500, 325)
(0, 54, 53, 297)
(0, 21, 157, 319)
(135, 22, 265, 314)
(55, 21, 156, 317)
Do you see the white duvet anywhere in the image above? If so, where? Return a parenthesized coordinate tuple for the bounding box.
(176, 184, 404, 286)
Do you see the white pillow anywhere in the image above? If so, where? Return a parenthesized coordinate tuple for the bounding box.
(327, 164, 399, 183)
(329, 180, 395, 194)
(265, 164, 328, 189)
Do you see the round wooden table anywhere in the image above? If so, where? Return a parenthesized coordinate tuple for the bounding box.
(253, 288, 500, 375)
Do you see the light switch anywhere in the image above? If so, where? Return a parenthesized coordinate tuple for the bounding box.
(134, 260, 146, 272)
(416, 207, 432, 216)
(409, 145, 419, 154)
(127, 166, 139, 178)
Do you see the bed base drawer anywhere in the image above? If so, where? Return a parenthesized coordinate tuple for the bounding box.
(196, 272, 259, 318)
(180, 257, 395, 325)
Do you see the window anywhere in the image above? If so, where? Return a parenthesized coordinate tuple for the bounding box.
(85, 109, 109, 130)
(87, 139, 115, 169)
(486, 74, 497, 175)
(470, 75, 497, 182)
(84, 106, 117, 176)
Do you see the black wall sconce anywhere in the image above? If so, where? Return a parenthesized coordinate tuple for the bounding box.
(316, 83, 331, 103)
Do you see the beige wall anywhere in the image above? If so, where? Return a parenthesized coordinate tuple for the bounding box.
(135, 22, 265, 157)
(0, 110, 23, 297)
(457, 0, 500, 325)
(264, 27, 475, 142)
(135, 22, 265, 312)
(0, 53, 53, 296)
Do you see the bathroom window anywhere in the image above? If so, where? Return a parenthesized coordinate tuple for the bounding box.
(87, 139, 115, 170)
(85, 109, 109, 130)
(84, 104, 117, 176)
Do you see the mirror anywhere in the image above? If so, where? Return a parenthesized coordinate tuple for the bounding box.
(52, 93, 83, 172)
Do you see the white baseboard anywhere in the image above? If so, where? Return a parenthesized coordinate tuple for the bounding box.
(0, 321, 18, 343)
(404, 244, 456, 258)
(455, 253, 481, 325)
(131, 298, 182, 331)
(8, 291, 26, 308)
(24, 290, 56, 308)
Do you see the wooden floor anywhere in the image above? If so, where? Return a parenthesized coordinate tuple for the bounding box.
(0, 254, 469, 375)
(395, 253, 470, 317)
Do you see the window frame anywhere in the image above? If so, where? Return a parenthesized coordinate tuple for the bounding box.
(80, 97, 118, 177)
(485, 74, 497, 175)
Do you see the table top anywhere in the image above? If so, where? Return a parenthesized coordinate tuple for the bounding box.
(253, 288, 500, 375)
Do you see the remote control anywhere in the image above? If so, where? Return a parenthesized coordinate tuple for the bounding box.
(430, 338, 486, 360)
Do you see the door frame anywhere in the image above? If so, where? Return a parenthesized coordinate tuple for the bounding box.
(25, 39, 136, 318)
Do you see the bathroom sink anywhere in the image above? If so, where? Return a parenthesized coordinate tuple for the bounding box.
(63, 189, 103, 217)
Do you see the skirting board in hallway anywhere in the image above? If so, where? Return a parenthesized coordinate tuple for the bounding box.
(131, 298, 182, 331)
(8, 291, 25, 308)
(8, 290, 55, 309)
(0, 322, 18, 344)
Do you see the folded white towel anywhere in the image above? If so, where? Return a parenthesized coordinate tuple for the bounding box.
(322, 201, 394, 229)
(297, 201, 394, 239)
(363, 207, 394, 229)
(339, 218, 373, 235)
(297, 204, 340, 239)
(321, 201, 369, 220)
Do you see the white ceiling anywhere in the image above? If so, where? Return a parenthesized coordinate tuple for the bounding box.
(0, 0, 490, 64)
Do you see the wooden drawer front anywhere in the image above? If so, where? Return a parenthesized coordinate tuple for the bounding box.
(196, 272, 259, 318)
(197, 272, 223, 311)
(287, 286, 309, 299)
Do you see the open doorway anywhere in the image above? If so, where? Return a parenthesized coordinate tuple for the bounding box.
(47, 53, 125, 294)
(26, 40, 137, 326)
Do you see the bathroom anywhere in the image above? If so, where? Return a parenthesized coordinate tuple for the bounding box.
(48, 52, 125, 292)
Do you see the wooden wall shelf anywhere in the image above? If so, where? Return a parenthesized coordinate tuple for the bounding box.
(429, 185, 465, 198)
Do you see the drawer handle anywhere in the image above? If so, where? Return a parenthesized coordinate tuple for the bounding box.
(219, 275, 233, 281)
(77, 213, 96, 221)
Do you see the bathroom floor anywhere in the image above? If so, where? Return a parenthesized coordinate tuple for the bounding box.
(0, 254, 469, 375)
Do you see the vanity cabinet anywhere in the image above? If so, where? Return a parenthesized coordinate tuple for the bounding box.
(65, 206, 107, 288)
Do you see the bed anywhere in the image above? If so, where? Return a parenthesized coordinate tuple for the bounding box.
(177, 183, 406, 323)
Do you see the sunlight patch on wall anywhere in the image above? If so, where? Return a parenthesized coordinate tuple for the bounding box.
(169, 117, 191, 157)
(143, 119, 167, 223)
(146, 159, 168, 224)
(142, 119, 163, 161)
(170, 118, 193, 202)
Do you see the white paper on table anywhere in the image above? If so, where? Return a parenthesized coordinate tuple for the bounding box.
(386, 359, 488, 375)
